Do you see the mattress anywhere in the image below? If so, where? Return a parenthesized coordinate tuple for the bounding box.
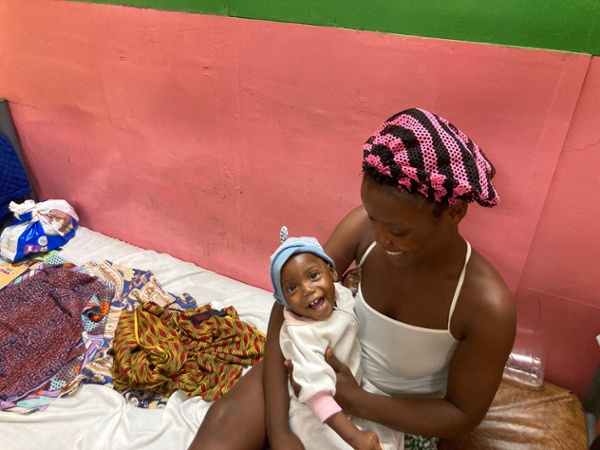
(0, 226, 274, 450)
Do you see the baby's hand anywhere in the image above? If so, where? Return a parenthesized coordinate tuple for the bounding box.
(351, 430, 383, 450)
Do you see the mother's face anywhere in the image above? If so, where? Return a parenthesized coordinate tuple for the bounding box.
(360, 176, 460, 268)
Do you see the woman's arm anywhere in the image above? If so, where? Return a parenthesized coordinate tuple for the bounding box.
(328, 285, 516, 438)
(263, 302, 305, 449)
(324, 205, 370, 274)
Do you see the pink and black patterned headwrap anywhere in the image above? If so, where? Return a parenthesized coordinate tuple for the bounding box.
(362, 108, 499, 207)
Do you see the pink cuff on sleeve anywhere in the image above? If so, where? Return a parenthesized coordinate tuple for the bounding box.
(305, 391, 342, 423)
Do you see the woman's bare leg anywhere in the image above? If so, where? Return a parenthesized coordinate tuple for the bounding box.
(187, 361, 268, 450)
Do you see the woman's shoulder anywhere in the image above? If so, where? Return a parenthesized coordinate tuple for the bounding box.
(324, 205, 374, 272)
(336, 205, 369, 230)
(466, 248, 512, 297)
(455, 247, 516, 337)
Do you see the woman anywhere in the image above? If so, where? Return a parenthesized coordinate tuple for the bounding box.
(188, 108, 516, 450)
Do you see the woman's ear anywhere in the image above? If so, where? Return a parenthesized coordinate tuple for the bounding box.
(444, 201, 468, 225)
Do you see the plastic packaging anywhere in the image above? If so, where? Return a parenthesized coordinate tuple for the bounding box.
(502, 351, 545, 388)
(0, 199, 78, 261)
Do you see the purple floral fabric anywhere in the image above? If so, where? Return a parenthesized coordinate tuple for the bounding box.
(0, 266, 113, 401)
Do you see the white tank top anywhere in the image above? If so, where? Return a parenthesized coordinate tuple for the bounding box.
(355, 241, 471, 397)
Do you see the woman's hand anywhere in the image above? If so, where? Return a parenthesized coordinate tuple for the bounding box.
(341, 268, 361, 295)
(284, 360, 302, 398)
(326, 348, 362, 413)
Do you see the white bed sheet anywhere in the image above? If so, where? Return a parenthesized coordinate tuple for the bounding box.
(0, 227, 274, 450)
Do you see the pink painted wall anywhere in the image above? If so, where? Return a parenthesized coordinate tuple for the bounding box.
(0, 0, 598, 397)
(515, 56, 600, 398)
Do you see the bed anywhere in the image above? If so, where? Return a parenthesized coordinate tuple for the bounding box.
(0, 226, 591, 450)
(0, 226, 273, 450)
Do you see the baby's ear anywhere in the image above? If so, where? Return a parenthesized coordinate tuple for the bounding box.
(330, 265, 339, 282)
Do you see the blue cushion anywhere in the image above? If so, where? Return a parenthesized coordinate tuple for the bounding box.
(0, 133, 32, 225)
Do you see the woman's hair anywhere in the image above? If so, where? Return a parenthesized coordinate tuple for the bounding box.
(363, 172, 449, 218)
(362, 108, 499, 207)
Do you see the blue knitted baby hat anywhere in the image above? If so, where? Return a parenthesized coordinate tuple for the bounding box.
(269, 226, 335, 309)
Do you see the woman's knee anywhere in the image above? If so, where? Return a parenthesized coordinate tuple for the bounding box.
(190, 363, 267, 450)
(202, 363, 266, 428)
(203, 394, 242, 427)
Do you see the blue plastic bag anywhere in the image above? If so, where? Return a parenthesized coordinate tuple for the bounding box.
(0, 199, 79, 262)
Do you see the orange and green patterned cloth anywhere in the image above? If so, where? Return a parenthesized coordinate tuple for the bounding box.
(112, 301, 265, 401)
(81, 260, 265, 407)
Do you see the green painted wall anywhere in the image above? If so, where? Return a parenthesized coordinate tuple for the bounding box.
(86, 0, 228, 15)
(78, 0, 600, 56)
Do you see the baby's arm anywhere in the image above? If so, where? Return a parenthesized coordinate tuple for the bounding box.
(326, 411, 383, 450)
(305, 391, 382, 450)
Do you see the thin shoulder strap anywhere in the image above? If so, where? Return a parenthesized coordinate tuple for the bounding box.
(447, 241, 472, 330)
(358, 241, 377, 267)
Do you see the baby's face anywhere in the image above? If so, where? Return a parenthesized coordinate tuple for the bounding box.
(281, 253, 337, 321)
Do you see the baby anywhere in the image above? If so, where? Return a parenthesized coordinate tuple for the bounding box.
(270, 229, 403, 450)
